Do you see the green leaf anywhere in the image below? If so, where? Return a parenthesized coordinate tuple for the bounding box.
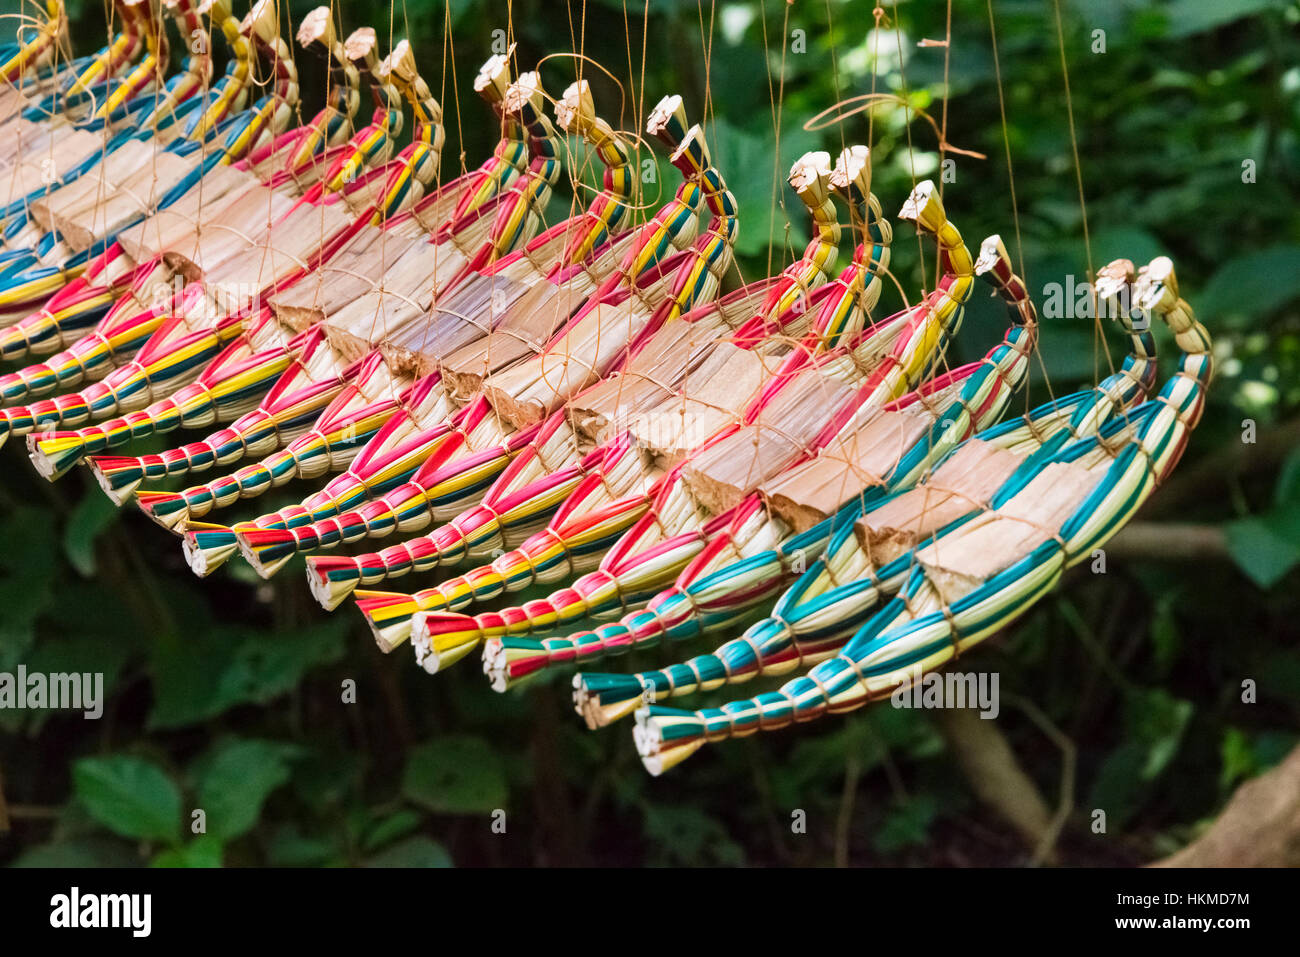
(1219, 728, 1299, 793)
(1092, 686, 1190, 832)
(642, 805, 744, 866)
(266, 826, 338, 867)
(1225, 515, 1300, 589)
(402, 736, 508, 815)
(1090, 225, 1165, 269)
(288, 749, 363, 808)
(149, 621, 347, 728)
(73, 755, 182, 844)
(1088, 741, 1149, 828)
(1090, 687, 1194, 827)
(62, 489, 121, 577)
(1273, 447, 1300, 508)
(0, 505, 58, 671)
(1219, 727, 1255, 791)
(1148, 595, 1183, 676)
(193, 738, 299, 841)
(1199, 245, 1300, 325)
(364, 836, 453, 868)
(1130, 688, 1194, 780)
(11, 838, 140, 868)
(362, 809, 422, 852)
(708, 117, 819, 259)
(1252, 650, 1300, 704)
(20, 631, 133, 733)
(873, 795, 939, 854)
(1163, 0, 1290, 38)
(772, 718, 883, 809)
(151, 834, 223, 868)
(1251, 731, 1299, 770)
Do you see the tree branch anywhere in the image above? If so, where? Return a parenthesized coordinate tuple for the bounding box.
(934, 707, 1059, 861)
(1143, 416, 1300, 518)
(1105, 522, 1228, 561)
(1152, 742, 1300, 867)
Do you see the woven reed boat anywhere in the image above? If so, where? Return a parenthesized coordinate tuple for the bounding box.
(0, 2, 1214, 775)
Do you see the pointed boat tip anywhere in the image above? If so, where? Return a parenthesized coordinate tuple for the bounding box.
(480, 637, 510, 693)
(27, 431, 76, 482)
(135, 490, 191, 531)
(234, 531, 294, 580)
(572, 672, 648, 729)
(85, 456, 141, 505)
(181, 525, 239, 578)
(305, 558, 355, 611)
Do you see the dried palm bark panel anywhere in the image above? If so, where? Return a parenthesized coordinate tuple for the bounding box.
(681, 369, 861, 515)
(39, 152, 204, 252)
(267, 225, 430, 333)
(0, 162, 62, 208)
(0, 88, 25, 125)
(25, 138, 172, 224)
(188, 197, 355, 290)
(437, 276, 593, 402)
(315, 238, 467, 360)
(633, 345, 771, 461)
(377, 271, 531, 374)
(28, 140, 191, 241)
(270, 64, 571, 356)
(116, 174, 294, 273)
(914, 460, 1100, 605)
(625, 291, 805, 464)
(849, 439, 1026, 565)
(384, 228, 640, 381)
(0, 119, 103, 177)
(566, 282, 803, 456)
(374, 231, 588, 374)
(113, 165, 264, 266)
(0, 127, 107, 205)
(478, 259, 689, 431)
(762, 407, 938, 533)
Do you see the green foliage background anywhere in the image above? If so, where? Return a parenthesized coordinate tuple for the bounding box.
(1, 0, 1298, 867)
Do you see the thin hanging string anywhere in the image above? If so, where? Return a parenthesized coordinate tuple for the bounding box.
(886, 4, 928, 294)
(939, 0, 953, 195)
(368, 0, 419, 399)
(797, 2, 944, 329)
(617, 0, 635, 131)
(985, 0, 1056, 413)
(1050, 0, 1115, 386)
(638, 0, 649, 180)
(695, 0, 716, 137)
(759, 0, 793, 281)
(443, 0, 465, 178)
(890, 2, 946, 382)
(616, 0, 650, 236)
(694, 0, 743, 289)
(85, 0, 116, 253)
(0, 6, 35, 204)
(985, 0, 1026, 283)
(823, 0, 849, 197)
(561, 0, 586, 225)
(929, 0, 956, 386)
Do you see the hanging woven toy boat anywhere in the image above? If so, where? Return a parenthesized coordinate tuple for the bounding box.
(0, 2, 1214, 783)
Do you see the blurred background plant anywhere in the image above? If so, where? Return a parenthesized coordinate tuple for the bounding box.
(0, 0, 1297, 867)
